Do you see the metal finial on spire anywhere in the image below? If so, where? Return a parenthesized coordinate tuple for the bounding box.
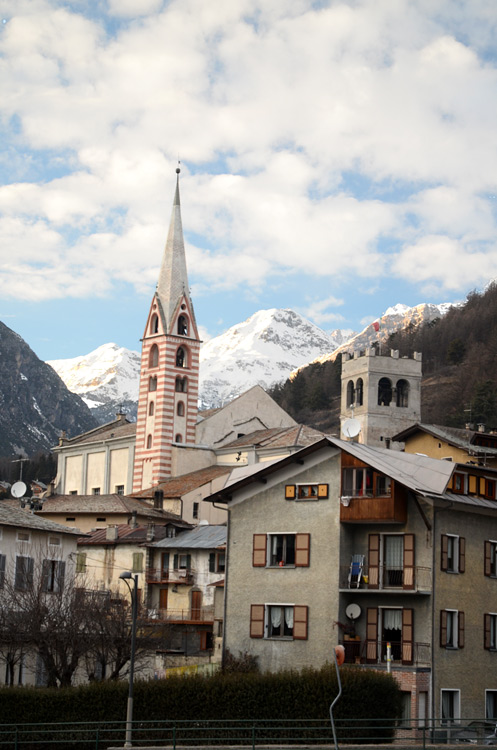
(176, 158, 181, 175)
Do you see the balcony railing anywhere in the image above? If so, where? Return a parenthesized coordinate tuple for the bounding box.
(146, 568, 194, 585)
(339, 564, 432, 592)
(339, 639, 431, 666)
(147, 607, 214, 623)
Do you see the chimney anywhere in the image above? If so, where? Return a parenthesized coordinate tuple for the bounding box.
(146, 523, 155, 542)
(58, 430, 67, 446)
(154, 489, 164, 510)
(477, 423, 486, 433)
(106, 525, 119, 541)
(130, 510, 138, 529)
(465, 423, 474, 431)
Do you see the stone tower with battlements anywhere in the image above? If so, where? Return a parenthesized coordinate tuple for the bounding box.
(132, 169, 201, 491)
(340, 348, 422, 448)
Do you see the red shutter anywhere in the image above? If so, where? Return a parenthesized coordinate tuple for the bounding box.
(252, 535, 267, 567)
(458, 611, 465, 649)
(441, 535, 448, 571)
(295, 534, 310, 567)
(293, 606, 308, 640)
(366, 608, 378, 663)
(485, 541, 492, 577)
(484, 613, 491, 649)
(459, 537, 465, 573)
(440, 610, 447, 647)
(403, 534, 415, 590)
(250, 605, 265, 638)
(402, 609, 414, 665)
(368, 534, 380, 589)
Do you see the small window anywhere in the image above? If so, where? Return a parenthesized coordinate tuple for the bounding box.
(440, 609, 464, 649)
(486, 690, 497, 720)
(269, 534, 296, 566)
(66, 517, 76, 521)
(147, 434, 152, 449)
(149, 376, 157, 392)
(0, 554, 6, 588)
(356, 378, 363, 406)
(149, 400, 155, 416)
(484, 614, 497, 650)
(76, 552, 87, 574)
(441, 534, 465, 574)
(485, 479, 496, 500)
(396, 379, 409, 408)
(378, 377, 392, 406)
(175, 434, 183, 443)
(69, 490, 77, 495)
(176, 347, 186, 368)
(175, 377, 187, 392)
(48, 536, 60, 546)
(41, 560, 65, 593)
(399, 692, 411, 728)
(92, 487, 100, 495)
(441, 689, 460, 724)
(452, 472, 465, 494)
(17, 532, 30, 543)
(346, 380, 354, 407)
(376, 474, 392, 496)
(14, 556, 34, 591)
(209, 551, 225, 573)
(485, 541, 497, 578)
(149, 344, 159, 368)
(296, 484, 328, 500)
(96, 517, 106, 522)
(177, 401, 185, 416)
(268, 605, 294, 638)
(253, 533, 310, 568)
(178, 315, 188, 336)
(115, 485, 125, 495)
(150, 314, 159, 334)
(192, 502, 199, 519)
(250, 604, 308, 640)
(132, 553, 143, 573)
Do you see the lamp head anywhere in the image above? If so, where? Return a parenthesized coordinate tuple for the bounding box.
(119, 571, 132, 580)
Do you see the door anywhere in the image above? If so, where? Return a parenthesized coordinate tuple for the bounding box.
(161, 552, 169, 581)
(191, 590, 202, 620)
(159, 588, 168, 611)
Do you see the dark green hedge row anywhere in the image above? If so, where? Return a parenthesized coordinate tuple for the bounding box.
(0, 664, 402, 734)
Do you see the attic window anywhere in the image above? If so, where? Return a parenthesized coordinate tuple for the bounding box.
(178, 315, 188, 336)
(285, 484, 329, 500)
(150, 314, 159, 334)
(96, 517, 106, 522)
(176, 347, 186, 368)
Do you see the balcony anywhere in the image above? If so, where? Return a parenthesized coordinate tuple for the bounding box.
(338, 564, 432, 593)
(340, 639, 431, 667)
(147, 607, 214, 624)
(340, 492, 407, 523)
(146, 568, 194, 585)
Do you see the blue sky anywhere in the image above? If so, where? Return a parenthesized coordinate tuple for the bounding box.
(1, 0, 497, 360)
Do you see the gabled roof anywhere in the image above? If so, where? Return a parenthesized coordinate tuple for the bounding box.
(392, 423, 497, 456)
(219, 424, 325, 451)
(53, 416, 136, 449)
(0, 502, 82, 535)
(78, 523, 190, 546)
(131, 465, 231, 500)
(37, 494, 186, 522)
(150, 524, 227, 549)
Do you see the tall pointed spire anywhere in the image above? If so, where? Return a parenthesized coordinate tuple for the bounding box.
(156, 167, 193, 333)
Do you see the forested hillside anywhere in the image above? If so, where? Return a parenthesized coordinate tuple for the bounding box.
(270, 283, 497, 433)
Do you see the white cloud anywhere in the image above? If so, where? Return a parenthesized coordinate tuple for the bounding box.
(299, 296, 345, 325)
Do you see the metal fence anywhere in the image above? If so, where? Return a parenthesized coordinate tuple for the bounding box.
(0, 717, 494, 750)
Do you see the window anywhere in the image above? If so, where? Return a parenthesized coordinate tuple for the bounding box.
(452, 473, 465, 494)
(42, 560, 66, 593)
(441, 534, 465, 573)
(132, 553, 143, 573)
(76, 552, 87, 574)
(150, 314, 159, 334)
(175, 377, 187, 392)
(149, 344, 159, 368)
(250, 604, 308, 640)
(368, 534, 415, 590)
(346, 380, 354, 407)
(400, 692, 411, 728)
(485, 541, 497, 577)
(378, 377, 392, 406)
(209, 551, 225, 573)
(484, 614, 497, 650)
(342, 467, 374, 497)
(115, 485, 125, 495)
(365, 607, 413, 665)
(175, 434, 183, 443)
(174, 553, 191, 570)
(486, 690, 497, 720)
(176, 347, 186, 368)
(178, 315, 188, 335)
(199, 630, 213, 650)
(177, 401, 185, 416)
(149, 400, 155, 416)
(15, 556, 34, 591)
(376, 474, 392, 496)
(252, 533, 310, 568)
(396, 379, 409, 407)
(66, 517, 76, 521)
(484, 479, 496, 500)
(441, 689, 460, 724)
(0, 554, 5, 588)
(356, 378, 363, 406)
(149, 376, 157, 392)
(96, 517, 106, 522)
(192, 502, 199, 519)
(147, 434, 152, 449)
(92, 487, 101, 495)
(440, 609, 464, 649)
(17, 531, 30, 543)
(69, 491, 77, 495)
(285, 484, 328, 500)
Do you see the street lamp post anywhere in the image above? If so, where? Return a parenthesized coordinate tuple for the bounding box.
(119, 571, 139, 749)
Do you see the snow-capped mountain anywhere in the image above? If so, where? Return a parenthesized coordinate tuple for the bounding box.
(199, 309, 355, 409)
(47, 344, 141, 424)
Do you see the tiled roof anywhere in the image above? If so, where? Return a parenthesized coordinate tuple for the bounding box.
(37, 494, 185, 521)
(150, 524, 227, 549)
(0, 502, 82, 535)
(78, 523, 187, 546)
(131, 465, 231, 499)
(54, 418, 136, 448)
(393, 423, 497, 456)
(220, 424, 325, 451)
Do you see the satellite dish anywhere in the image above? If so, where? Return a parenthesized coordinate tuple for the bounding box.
(342, 418, 361, 439)
(345, 603, 362, 621)
(11, 481, 27, 499)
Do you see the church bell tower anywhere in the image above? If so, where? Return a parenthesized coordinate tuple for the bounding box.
(132, 168, 201, 491)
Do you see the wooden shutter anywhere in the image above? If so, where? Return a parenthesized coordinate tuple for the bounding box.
(209, 553, 215, 572)
(318, 484, 329, 498)
(250, 605, 265, 638)
(459, 538, 465, 573)
(440, 610, 447, 647)
(0, 554, 6, 587)
(252, 534, 267, 567)
(173, 554, 178, 570)
(403, 534, 415, 590)
(469, 475, 477, 494)
(485, 541, 492, 577)
(458, 611, 465, 648)
(57, 561, 66, 592)
(295, 534, 310, 567)
(285, 485, 296, 499)
(402, 609, 414, 665)
(480, 477, 486, 496)
(366, 608, 378, 663)
(41, 559, 50, 592)
(441, 534, 448, 571)
(484, 613, 491, 649)
(368, 534, 380, 588)
(293, 605, 308, 640)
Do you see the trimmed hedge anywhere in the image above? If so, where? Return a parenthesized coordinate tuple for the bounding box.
(0, 664, 402, 736)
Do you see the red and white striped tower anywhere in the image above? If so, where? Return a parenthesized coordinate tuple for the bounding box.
(133, 168, 200, 491)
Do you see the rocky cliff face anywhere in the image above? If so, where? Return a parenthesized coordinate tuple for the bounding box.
(0, 321, 98, 457)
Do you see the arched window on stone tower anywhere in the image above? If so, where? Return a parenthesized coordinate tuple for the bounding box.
(175, 434, 183, 443)
(178, 315, 188, 336)
(147, 434, 152, 449)
(149, 344, 159, 368)
(176, 347, 186, 368)
(150, 314, 159, 334)
(149, 376, 157, 392)
(378, 377, 392, 406)
(149, 401, 154, 416)
(175, 376, 188, 393)
(356, 378, 364, 406)
(396, 379, 409, 408)
(177, 401, 185, 416)
(346, 380, 354, 407)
